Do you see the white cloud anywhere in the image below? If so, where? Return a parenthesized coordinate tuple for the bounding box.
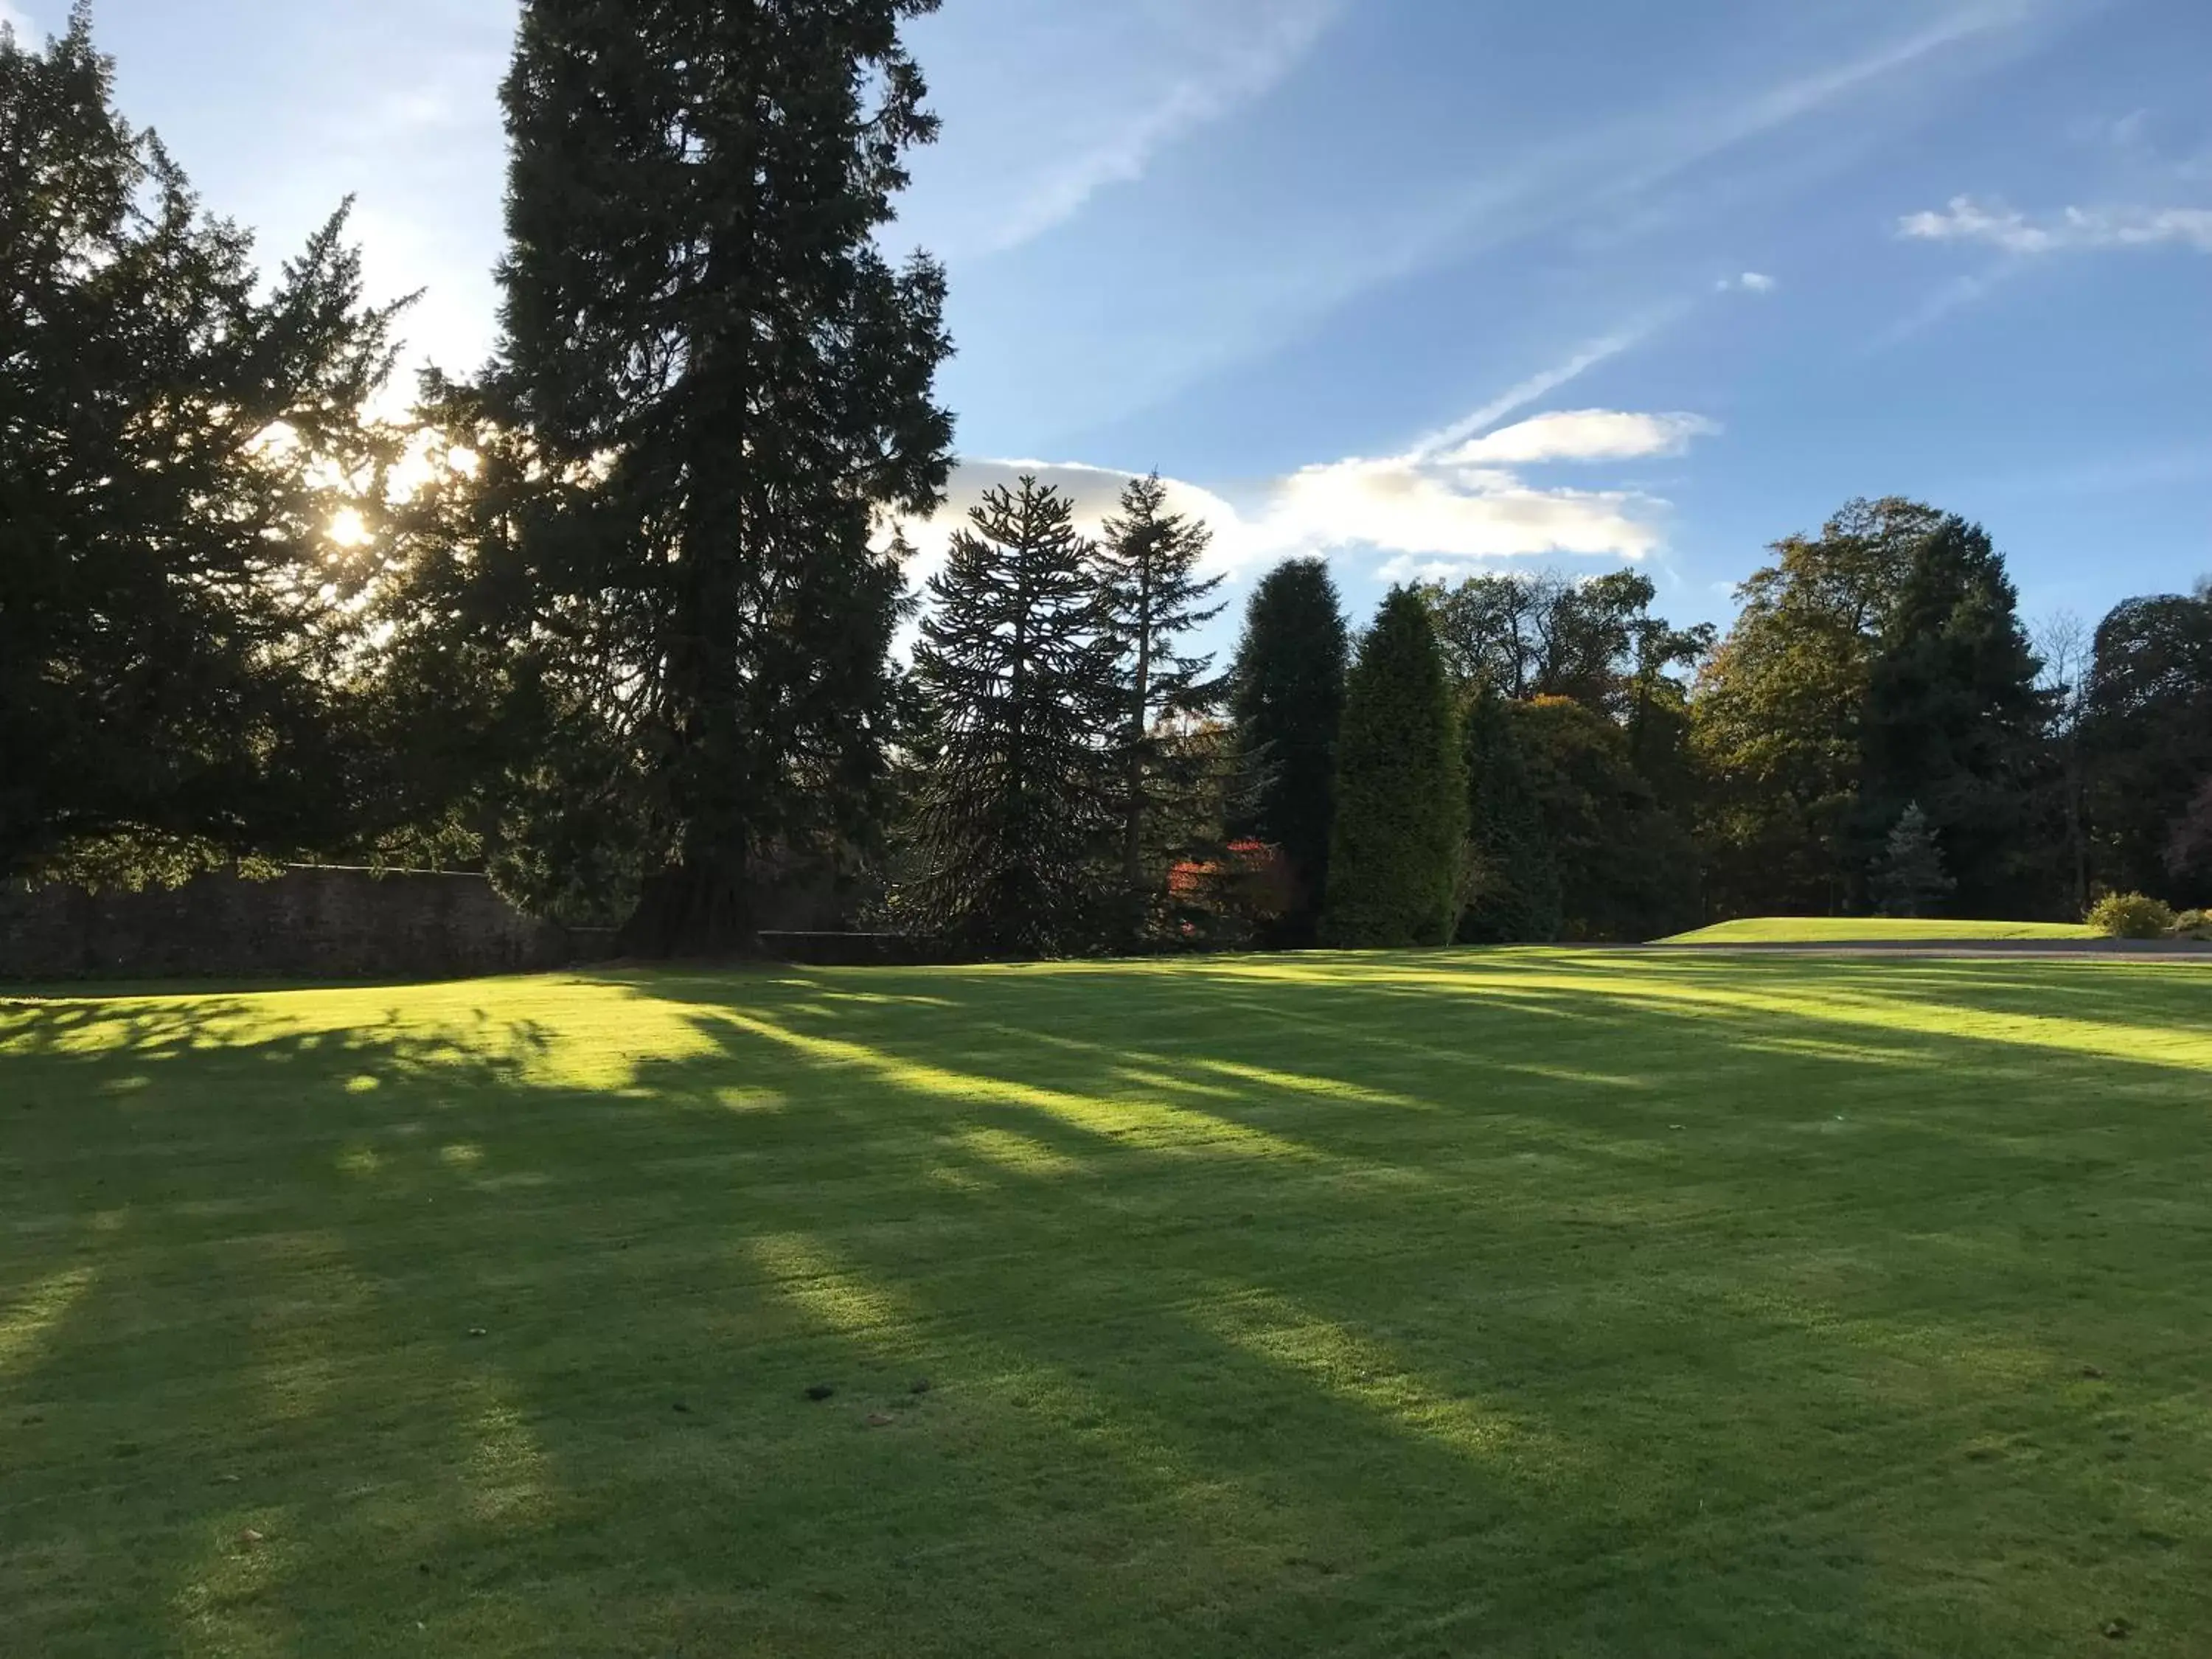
(1251, 455, 1671, 568)
(903, 397, 1719, 589)
(1718, 271, 1778, 293)
(0, 2, 33, 38)
(1444, 411, 1719, 467)
(894, 459, 1248, 591)
(1899, 195, 2212, 254)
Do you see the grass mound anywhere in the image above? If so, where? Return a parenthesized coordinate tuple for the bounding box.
(7, 951, 2211, 1655)
(1663, 916, 2099, 945)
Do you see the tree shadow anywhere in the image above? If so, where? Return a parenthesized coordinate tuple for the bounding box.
(4, 954, 2210, 1654)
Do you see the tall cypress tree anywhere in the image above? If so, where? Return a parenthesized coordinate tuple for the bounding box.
(1459, 688, 1562, 943)
(903, 479, 1114, 956)
(1321, 587, 1466, 949)
(493, 0, 955, 953)
(1859, 517, 2045, 916)
(1229, 558, 1349, 942)
(1096, 472, 1225, 942)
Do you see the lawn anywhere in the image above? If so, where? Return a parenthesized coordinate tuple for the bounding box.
(5, 950, 2211, 1658)
(1663, 917, 2101, 945)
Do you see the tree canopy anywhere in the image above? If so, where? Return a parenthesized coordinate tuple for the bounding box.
(0, 13, 405, 883)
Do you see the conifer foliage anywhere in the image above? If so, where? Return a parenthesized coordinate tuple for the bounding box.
(903, 479, 1116, 956)
(1229, 560, 1350, 940)
(1321, 587, 1466, 948)
(1859, 518, 2044, 916)
(491, 0, 956, 953)
(1096, 473, 1225, 939)
(0, 13, 406, 881)
(1870, 801, 1955, 918)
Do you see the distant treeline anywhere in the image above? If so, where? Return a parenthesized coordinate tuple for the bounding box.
(6, 13, 2208, 953)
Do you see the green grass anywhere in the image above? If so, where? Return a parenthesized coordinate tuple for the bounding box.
(1663, 916, 2101, 945)
(6, 950, 2212, 1658)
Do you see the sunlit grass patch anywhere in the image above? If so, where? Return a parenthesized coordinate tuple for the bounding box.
(4, 950, 2211, 1655)
(1663, 916, 2099, 944)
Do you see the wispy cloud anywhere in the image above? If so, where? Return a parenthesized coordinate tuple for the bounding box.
(1409, 331, 1653, 459)
(904, 0, 1342, 260)
(0, 1, 35, 38)
(1899, 195, 2212, 254)
(981, 2, 1340, 254)
(1719, 271, 1778, 293)
(1445, 411, 1720, 467)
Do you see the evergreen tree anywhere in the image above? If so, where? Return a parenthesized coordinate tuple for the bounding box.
(902, 479, 1115, 956)
(1229, 559, 1349, 942)
(1096, 473, 1225, 942)
(2083, 591, 2212, 907)
(1458, 689, 1561, 943)
(1321, 588, 1465, 948)
(1859, 517, 2046, 916)
(0, 12, 406, 882)
(490, 0, 955, 953)
(1869, 802, 1955, 918)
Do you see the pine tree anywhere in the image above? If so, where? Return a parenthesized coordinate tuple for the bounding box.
(1458, 689, 1562, 943)
(1096, 472, 1225, 942)
(1229, 559, 1349, 942)
(491, 0, 955, 953)
(0, 12, 406, 882)
(1321, 588, 1466, 948)
(1870, 801, 1955, 918)
(1859, 517, 2045, 916)
(903, 479, 1115, 956)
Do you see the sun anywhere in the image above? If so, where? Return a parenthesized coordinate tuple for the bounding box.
(327, 507, 373, 549)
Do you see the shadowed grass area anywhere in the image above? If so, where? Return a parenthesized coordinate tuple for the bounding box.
(4, 950, 2211, 1656)
(1662, 917, 2099, 944)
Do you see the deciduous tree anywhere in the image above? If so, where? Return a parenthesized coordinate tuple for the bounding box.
(1691, 498, 1943, 916)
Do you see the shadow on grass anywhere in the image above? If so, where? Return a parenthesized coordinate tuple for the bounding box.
(4, 953, 2211, 1655)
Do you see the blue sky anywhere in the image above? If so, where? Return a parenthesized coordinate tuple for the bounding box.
(15, 0, 2211, 641)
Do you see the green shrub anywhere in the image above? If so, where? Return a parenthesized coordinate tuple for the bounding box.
(2087, 892, 2177, 939)
(2174, 908, 2212, 942)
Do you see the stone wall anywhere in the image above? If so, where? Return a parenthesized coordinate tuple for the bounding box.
(0, 866, 596, 983)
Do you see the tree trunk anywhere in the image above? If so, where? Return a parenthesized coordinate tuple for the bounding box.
(617, 852, 757, 959)
(1121, 572, 1154, 946)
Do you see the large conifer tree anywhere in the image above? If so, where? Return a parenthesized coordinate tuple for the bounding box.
(903, 479, 1114, 956)
(1321, 587, 1465, 948)
(1859, 517, 2045, 915)
(1229, 559, 1349, 942)
(1096, 473, 1224, 941)
(493, 0, 955, 953)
